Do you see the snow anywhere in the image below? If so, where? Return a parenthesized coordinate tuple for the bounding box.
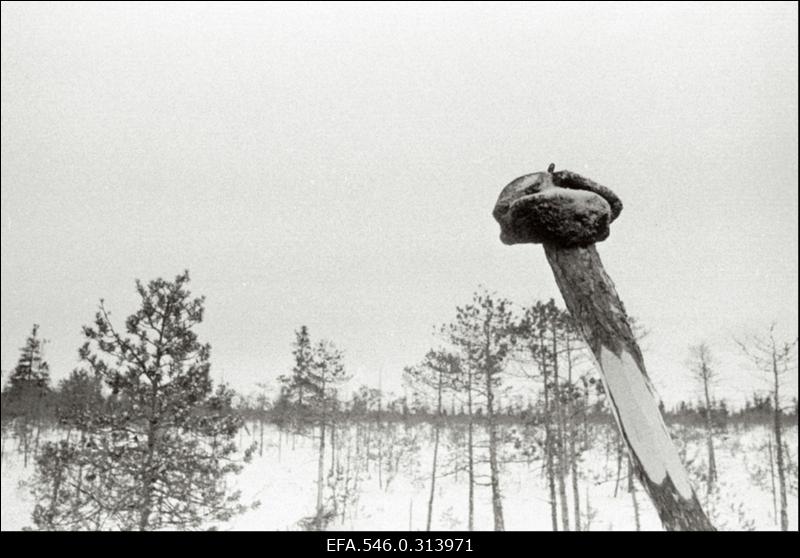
(1, 422, 797, 531)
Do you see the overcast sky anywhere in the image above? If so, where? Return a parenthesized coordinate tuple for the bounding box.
(2, 1, 797, 408)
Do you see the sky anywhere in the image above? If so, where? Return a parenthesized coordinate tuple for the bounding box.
(1, 1, 798, 409)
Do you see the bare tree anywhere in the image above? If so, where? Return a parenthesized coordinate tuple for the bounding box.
(404, 349, 459, 530)
(446, 348, 478, 530)
(735, 324, 798, 531)
(517, 301, 559, 530)
(563, 318, 589, 531)
(547, 303, 571, 531)
(686, 343, 718, 493)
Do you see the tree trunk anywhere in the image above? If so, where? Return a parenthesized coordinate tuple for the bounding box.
(363, 421, 371, 474)
(772, 353, 788, 531)
(569, 426, 581, 530)
(139, 379, 160, 532)
(47, 454, 63, 529)
(330, 422, 336, 474)
(485, 364, 505, 531)
(542, 353, 558, 531)
(628, 458, 641, 531)
(701, 369, 717, 492)
(467, 371, 475, 531)
(315, 374, 328, 531)
(76, 429, 85, 495)
(566, 337, 582, 531)
(584, 485, 592, 531)
(34, 414, 42, 458)
(426, 424, 440, 531)
(139, 417, 158, 531)
(767, 435, 777, 525)
(426, 367, 443, 531)
(544, 244, 714, 531)
(613, 436, 624, 498)
(316, 418, 326, 530)
(552, 324, 570, 531)
(341, 433, 352, 523)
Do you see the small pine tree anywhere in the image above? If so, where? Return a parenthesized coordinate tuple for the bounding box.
(29, 271, 256, 531)
(280, 327, 349, 530)
(3, 324, 52, 418)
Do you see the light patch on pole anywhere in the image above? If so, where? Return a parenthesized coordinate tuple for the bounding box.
(598, 346, 694, 500)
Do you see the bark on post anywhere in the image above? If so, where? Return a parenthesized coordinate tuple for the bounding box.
(492, 164, 714, 531)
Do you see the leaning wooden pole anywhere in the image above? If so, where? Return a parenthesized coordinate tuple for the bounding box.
(492, 164, 714, 531)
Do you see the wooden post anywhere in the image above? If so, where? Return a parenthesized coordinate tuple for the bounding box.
(493, 165, 714, 531)
(544, 241, 713, 531)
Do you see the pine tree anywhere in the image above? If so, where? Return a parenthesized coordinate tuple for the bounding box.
(2, 324, 52, 467)
(291, 325, 315, 409)
(309, 338, 348, 530)
(29, 271, 255, 531)
(281, 326, 349, 530)
(447, 288, 516, 531)
(3, 324, 52, 418)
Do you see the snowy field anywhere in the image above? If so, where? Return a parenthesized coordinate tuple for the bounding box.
(1, 422, 797, 531)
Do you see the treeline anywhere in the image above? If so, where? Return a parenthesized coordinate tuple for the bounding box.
(4, 354, 796, 432)
(235, 390, 799, 426)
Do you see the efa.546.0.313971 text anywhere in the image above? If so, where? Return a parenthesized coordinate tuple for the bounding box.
(327, 538, 473, 552)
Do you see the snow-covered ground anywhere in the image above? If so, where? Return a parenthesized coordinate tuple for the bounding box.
(1, 422, 797, 531)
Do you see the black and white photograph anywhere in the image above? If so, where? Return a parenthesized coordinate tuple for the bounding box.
(1, 1, 797, 537)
